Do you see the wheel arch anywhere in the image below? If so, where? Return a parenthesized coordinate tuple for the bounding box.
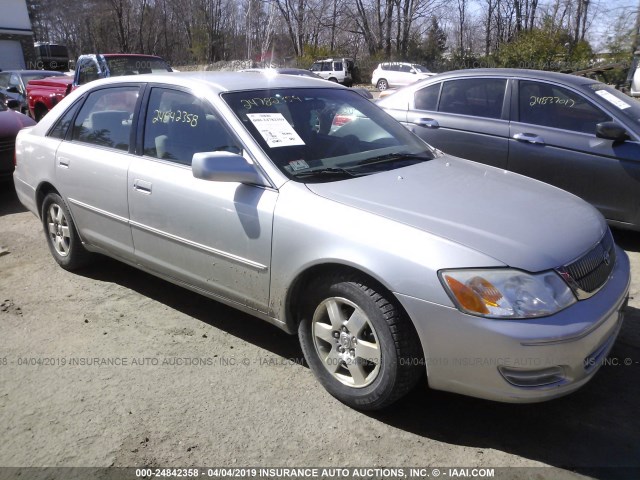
(284, 262, 424, 358)
(35, 182, 86, 244)
(35, 181, 60, 219)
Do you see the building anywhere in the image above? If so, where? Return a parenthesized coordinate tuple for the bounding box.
(0, 0, 36, 70)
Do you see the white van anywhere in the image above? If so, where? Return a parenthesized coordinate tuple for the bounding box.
(629, 50, 640, 98)
(309, 58, 353, 86)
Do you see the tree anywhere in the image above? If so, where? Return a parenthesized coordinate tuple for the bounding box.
(423, 16, 447, 62)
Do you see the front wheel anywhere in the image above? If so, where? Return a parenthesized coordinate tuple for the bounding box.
(41, 193, 92, 270)
(376, 79, 389, 91)
(298, 274, 423, 410)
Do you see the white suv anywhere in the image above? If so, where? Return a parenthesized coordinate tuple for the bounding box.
(309, 58, 353, 86)
(371, 62, 435, 91)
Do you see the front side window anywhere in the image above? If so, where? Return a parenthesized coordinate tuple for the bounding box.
(72, 86, 140, 150)
(439, 78, 506, 119)
(519, 81, 611, 134)
(412, 65, 430, 73)
(584, 83, 640, 128)
(223, 88, 435, 183)
(143, 88, 240, 165)
(414, 83, 441, 111)
(9, 74, 21, 90)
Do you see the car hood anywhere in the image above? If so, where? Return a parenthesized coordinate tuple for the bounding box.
(0, 110, 36, 137)
(306, 156, 606, 272)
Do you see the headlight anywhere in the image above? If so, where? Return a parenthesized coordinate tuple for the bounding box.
(439, 269, 576, 319)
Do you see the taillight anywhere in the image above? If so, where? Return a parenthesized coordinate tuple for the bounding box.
(332, 114, 355, 127)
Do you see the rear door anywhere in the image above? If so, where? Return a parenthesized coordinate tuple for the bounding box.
(508, 79, 640, 224)
(405, 77, 510, 168)
(55, 84, 142, 260)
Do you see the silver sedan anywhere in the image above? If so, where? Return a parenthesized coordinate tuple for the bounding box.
(13, 72, 630, 410)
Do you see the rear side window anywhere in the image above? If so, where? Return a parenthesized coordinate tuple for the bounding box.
(414, 83, 440, 111)
(72, 86, 140, 150)
(519, 80, 611, 134)
(77, 60, 100, 85)
(143, 88, 240, 165)
(439, 78, 506, 119)
(48, 101, 82, 139)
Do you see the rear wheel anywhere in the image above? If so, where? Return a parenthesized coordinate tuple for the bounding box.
(298, 273, 423, 410)
(328, 77, 338, 83)
(376, 79, 389, 91)
(41, 193, 92, 270)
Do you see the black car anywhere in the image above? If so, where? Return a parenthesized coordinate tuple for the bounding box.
(379, 68, 640, 231)
(0, 70, 67, 116)
(0, 99, 36, 181)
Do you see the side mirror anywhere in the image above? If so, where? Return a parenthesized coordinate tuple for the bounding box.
(596, 122, 628, 142)
(6, 99, 20, 110)
(192, 151, 268, 186)
(6, 86, 20, 94)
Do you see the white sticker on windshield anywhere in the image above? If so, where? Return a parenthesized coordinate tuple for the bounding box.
(246, 113, 305, 148)
(595, 90, 631, 110)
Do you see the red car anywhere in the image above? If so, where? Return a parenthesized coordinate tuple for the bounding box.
(0, 98, 36, 181)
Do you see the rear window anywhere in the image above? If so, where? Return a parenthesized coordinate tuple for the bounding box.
(105, 56, 172, 75)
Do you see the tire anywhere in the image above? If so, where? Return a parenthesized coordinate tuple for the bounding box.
(328, 77, 338, 83)
(41, 193, 92, 270)
(376, 79, 389, 91)
(34, 105, 48, 122)
(298, 273, 423, 410)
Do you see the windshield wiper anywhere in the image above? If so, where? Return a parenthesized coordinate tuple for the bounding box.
(290, 166, 361, 179)
(353, 152, 432, 168)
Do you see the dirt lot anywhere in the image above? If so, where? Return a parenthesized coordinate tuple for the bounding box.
(0, 184, 638, 479)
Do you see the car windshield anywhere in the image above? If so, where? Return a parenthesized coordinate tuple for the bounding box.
(412, 65, 430, 73)
(223, 88, 435, 182)
(105, 56, 172, 75)
(585, 83, 640, 127)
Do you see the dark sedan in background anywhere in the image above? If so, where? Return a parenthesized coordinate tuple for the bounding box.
(0, 100, 36, 181)
(0, 70, 67, 116)
(378, 69, 640, 231)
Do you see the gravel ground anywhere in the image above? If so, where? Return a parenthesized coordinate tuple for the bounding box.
(0, 184, 638, 480)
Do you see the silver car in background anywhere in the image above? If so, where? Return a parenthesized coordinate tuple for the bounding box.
(14, 73, 630, 410)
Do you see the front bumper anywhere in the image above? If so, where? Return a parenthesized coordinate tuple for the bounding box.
(396, 246, 631, 403)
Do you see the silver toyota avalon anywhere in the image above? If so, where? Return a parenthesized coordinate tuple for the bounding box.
(13, 73, 630, 410)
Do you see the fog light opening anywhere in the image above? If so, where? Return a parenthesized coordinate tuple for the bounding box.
(498, 365, 565, 387)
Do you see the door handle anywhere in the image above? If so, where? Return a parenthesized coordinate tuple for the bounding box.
(58, 157, 70, 168)
(414, 118, 439, 128)
(513, 132, 546, 145)
(133, 179, 152, 194)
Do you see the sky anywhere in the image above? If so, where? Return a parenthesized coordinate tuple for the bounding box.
(590, 0, 638, 50)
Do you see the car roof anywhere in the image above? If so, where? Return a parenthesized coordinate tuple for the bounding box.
(0, 70, 65, 75)
(88, 71, 341, 93)
(425, 68, 600, 87)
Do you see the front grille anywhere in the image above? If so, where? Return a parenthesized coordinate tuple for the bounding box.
(0, 137, 15, 153)
(556, 229, 616, 299)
